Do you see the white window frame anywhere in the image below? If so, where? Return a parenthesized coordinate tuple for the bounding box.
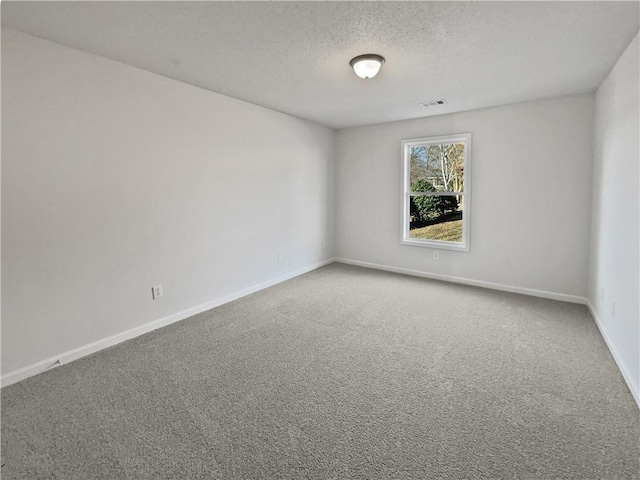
(401, 133, 472, 252)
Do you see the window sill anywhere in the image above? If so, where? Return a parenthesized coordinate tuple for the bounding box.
(401, 238, 469, 252)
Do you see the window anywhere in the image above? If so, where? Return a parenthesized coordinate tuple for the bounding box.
(401, 133, 471, 251)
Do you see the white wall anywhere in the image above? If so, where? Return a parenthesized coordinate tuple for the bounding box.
(335, 94, 594, 298)
(1, 29, 335, 376)
(589, 33, 639, 401)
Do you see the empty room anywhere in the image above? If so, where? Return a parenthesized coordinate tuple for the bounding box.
(1, 1, 639, 479)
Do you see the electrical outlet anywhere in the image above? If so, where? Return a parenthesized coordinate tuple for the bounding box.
(433, 251, 439, 260)
(278, 252, 283, 263)
(152, 284, 163, 300)
(322, 240, 327, 249)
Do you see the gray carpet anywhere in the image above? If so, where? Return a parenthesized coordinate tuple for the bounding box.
(1, 263, 638, 479)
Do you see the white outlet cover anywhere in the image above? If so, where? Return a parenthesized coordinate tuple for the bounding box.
(152, 285, 163, 299)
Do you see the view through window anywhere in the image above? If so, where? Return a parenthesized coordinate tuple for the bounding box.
(401, 134, 471, 251)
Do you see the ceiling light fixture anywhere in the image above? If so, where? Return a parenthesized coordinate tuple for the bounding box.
(349, 54, 385, 79)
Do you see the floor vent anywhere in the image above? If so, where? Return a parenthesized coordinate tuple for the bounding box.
(420, 99, 448, 107)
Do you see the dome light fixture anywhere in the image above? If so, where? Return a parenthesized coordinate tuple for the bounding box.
(349, 54, 385, 79)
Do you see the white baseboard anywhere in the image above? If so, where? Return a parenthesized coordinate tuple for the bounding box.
(586, 301, 640, 409)
(1, 258, 336, 388)
(335, 257, 588, 304)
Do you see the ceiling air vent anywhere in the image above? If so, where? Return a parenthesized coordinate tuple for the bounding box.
(420, 99, 448, 108)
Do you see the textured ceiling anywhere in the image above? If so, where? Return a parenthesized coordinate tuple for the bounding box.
(3, 1, 639, 129)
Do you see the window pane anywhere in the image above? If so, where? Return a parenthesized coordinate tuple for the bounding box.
(409, 194, 463, 242)
(409, 143, 464, 192)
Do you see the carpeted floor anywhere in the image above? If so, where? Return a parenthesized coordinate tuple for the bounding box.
(1, 263, 638, 479)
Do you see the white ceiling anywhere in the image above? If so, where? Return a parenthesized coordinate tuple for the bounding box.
(3, 1, 639, 129)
